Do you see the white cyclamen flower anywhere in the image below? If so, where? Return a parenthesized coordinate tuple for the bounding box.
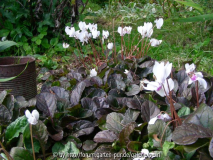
(102, 30, 109, 39)
(63, 42, 69, 48)
(79, 21, 89, 31)
(78, 31, 90, 45)
(118, 27, 125, 36)
(189, 7, 193, 11)
(25, 109, 39, 125)
(185, 63, 207, 89)
(154, 18, 164, 29)
(152, 8, 156, 13)
(107, 42, 113, 50)
(150, 38, 162, 47)
(185, 63, 196, 74)
(90, 68, 97, 77)
(1, 37, 6, 41)
(88, 23, 98, 32)
(133, 149, 149, 160)
(91, 30, 100, 39)
(124, 26, 132, 34)
(138, 22, 153, 38)
(143, 61, 174, 97)
(65, 26, 75, 37)
(124, 69, 129, 75)
(149, 113, 171, 124)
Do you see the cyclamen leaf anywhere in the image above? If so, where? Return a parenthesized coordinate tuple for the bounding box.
(82, 140, 97, 151)
(5, 116, 28, 142)
(70, 81, 86, 107)
(209, 138, 213, 158)
(36, 92, 57, 118)
(121, 109, 140, 125)
(94, 130, 118, 143)
(10, 147, 33, 160)
(172, 123, 213, 145)
(50, 86, 69, 101)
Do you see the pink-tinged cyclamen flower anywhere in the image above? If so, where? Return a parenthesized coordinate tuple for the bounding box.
(149, 113, 171, 124)
(154, 18, 164, 29)
(185, 63, 207, 89)
(142, 61, 174, 97)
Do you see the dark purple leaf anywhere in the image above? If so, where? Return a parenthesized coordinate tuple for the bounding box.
(82, 140, 97, 151)
(67, 70, 83, 81)
(108, 89, 126, 97)
(172, 123, 213, 145)
(90, 76, 103, 87)
(0, 104, 12, 125)
(125, 84, 140, 96)
(141, 100, 160, 122)
(50, 86, 69, 101)
(49, 130, 63, 141)
(121, 109, 140, 125)
(209, 138, 213, 158)
(36, 92, 57, 118)
(119, 122, 136, 147)
(94, 130, 118, 143)
(94, 108, 112, 119)
(183, 103, 213, 130)
(138, 60, 154, 68)
(70, 120, 95, 137)
(93, 97, 109, 108)
(106, 112, 124, 133)
(86, 88, 106, 98)
(70, 81, 86, 107)
(81, 97, 97, 112)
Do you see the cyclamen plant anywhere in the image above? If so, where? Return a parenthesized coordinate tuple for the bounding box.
(63, 19, 164, 67)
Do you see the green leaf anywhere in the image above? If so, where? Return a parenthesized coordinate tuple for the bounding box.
(52, 142, 80, 160)
(10, 147, 33, 160)
(36, 39, 41, 45)
(178, 106, 190, 117)
(175, 0, 203, 13)
(183, 138, 209, 153)
(41, 38, 50, 49)
(50, 38, 59, 46)
(5, 116, 28, 142)
(0, 41, 18, 52)
(125, 84, 140, 96)
(163, 141, 175, 156)
(0, 62, 28, 82)
(174, 13, 213, 22)
(148, 120, 172, 147)
(0, 29, 10, 37)
(106, 112, 124, 133)
(22, 27, 33, 37)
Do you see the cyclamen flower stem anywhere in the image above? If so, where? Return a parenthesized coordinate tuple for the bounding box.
(121, 35, 124, 60)
(0, 141, 13, 160)
(196, 81, 200, 108)
(140, 38, 144, 58)
(99, 37, 104, 58)
(30, 124, 36, 160)
(76, 40, 86, 67)
(113, 18, 117, 63)
(89, 39, 98, 61)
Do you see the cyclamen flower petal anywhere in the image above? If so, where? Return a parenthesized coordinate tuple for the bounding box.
(185, 63, 195, 74)
(78, 31, 90, 45)
(79, 21, 88, 31)
(137, 22, 153, 38)
(124, 69, 129, 74)
(63, 42, 69, 48)
(65, 26, 75, 37)
(88, 23, 97, 32)
(124, 26, 132, 34)
(107, 42, 113, 50)
(150, 38, 162, 47)
(102, 30, 109, 39)
(91, 30, 100, 39)
(25, 109, 39, 125)
(149, 113, 171, 124)
(90, 68, 97, 77)
(154, 18, 164, 29)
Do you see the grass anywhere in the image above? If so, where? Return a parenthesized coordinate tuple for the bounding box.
(79, 0, 213, 75)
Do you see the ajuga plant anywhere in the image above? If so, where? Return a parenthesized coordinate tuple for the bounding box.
(0, 52, 213, 159)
